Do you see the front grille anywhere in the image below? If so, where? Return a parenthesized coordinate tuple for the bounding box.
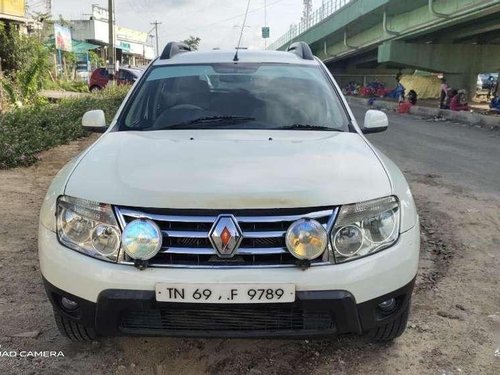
(120, 304, 334, 332)
(115, 206, 337, 267)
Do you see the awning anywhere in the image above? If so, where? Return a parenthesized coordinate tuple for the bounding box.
(46, 37, 100, 53)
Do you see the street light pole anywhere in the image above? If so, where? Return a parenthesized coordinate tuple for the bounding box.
(108, 0, 115, 74)
(151, 21, 162, 56)
(264, 0, 267, 49)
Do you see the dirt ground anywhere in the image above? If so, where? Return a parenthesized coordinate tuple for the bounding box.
(0, 134, 498, 375)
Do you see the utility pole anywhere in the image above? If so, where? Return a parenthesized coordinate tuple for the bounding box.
(151, 21, 162, 56)
(108, 0, 115, 75)
(264, 0, 267, 49)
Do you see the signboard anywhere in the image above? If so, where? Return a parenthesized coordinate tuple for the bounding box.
(262, 26, 270, 39)
(92, 5, 109, 22)
(118, 41, 131, 52)
(54, 24, 72, 52)
(116, 26, 148, 44)
(0, 0, 25, 17)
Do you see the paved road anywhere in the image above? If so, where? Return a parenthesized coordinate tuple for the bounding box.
(350, 104, 500, 195)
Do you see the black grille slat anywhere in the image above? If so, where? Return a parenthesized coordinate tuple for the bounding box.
(166, 237, 212, 248)
(150, 253, 297, 266)
(120, 305, 334, 332)
(241, 237, 284, 248)
(157, 222, 213, 232)
(116, 207, 336, 267)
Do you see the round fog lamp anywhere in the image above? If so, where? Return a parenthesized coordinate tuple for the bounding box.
(61, 297, 79, 311)
(122, 219, 162, 260)
(285, 219, 327, 260)
(378, 297, 396, 313)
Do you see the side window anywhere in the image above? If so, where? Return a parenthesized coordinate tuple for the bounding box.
(99, 69, 109, 78)
(119, 71, 133, 81)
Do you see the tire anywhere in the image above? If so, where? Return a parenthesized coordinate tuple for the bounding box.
(368, 302, 410, 342)
(54, 311, 97, 342)
(89, 85, 101, 93)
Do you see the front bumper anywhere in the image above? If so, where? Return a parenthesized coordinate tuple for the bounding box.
(38, 224, 420, 304)
(39, 223, 419, 337)
(44, 277, 415, 338)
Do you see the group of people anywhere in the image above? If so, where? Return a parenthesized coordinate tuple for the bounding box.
(440, 77, 500, 113)
(439, 79, 471, 111)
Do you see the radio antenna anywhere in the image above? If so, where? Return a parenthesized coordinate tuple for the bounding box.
(233, 0, 251, 62)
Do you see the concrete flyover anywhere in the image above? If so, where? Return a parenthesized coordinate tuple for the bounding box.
(271, 0, 500, 97)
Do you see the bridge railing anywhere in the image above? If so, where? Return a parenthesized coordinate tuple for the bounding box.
(268, 0, 352, 50)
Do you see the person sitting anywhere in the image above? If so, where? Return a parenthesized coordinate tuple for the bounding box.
(490, 96, 500, 114)
(439, 78, 449, 109)
(450, 90, 470, 111)
(442, 88, 456, 110)
(408, 90, 418, 105)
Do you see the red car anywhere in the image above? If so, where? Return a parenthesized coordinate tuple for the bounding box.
(89, 67, 143, 92)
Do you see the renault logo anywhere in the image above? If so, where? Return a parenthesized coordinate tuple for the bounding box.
(209, 215, 243, 258)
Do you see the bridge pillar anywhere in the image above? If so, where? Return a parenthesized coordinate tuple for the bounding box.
(378, 40, 500, 100)
(445, 71, 478, 101)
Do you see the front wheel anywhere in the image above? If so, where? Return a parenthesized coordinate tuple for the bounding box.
(54, 311, 97, 342)
(368, 302, 410, 342)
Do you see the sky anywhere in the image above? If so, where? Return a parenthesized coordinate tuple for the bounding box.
(27, 0, 325, 50)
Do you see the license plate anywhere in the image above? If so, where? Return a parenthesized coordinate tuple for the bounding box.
(155, 283, 295, 304)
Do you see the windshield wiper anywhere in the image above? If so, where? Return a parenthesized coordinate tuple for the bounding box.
(167, 116, 256, 129)
(275, 124, 342, 131)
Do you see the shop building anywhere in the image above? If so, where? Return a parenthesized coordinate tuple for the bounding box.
(70, 5, 155, 67)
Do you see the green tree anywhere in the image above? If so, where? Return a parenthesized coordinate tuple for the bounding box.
(0, 22, 51, 106)
(182, 36, 201, 50)
(88, 50, 105, 69)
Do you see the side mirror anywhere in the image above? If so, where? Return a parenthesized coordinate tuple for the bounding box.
(82, 110, 107, 133)
(362, 110, 388, 134)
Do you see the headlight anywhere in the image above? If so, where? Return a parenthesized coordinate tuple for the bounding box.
(56, 196, 121, 262)
(330, 196, 400, 263)
(285, 219, 328, 260)
(121, 219, 162, 260)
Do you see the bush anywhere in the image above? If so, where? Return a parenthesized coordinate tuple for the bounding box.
(0, 85, 129, 169)
(43, 79, 90, 93)
(0, 22, 52, 106)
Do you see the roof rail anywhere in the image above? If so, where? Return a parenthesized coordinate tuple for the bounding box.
(287, 42, 314, 60)
(160, 42, 192, 60)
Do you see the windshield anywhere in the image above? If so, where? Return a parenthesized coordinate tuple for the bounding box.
(118, 63, 349, 131)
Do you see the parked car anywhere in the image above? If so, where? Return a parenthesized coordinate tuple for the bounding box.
(88, 67, 143, 91)
(39, 42, 420, 342)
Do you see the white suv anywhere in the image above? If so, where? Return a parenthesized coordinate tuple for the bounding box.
(39, 42, 419, 342)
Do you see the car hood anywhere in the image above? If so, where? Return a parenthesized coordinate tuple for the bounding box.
(65, 130, 391, 209)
